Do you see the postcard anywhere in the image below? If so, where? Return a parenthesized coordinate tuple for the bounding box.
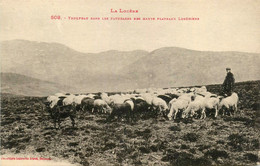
(1, 0, 259, 165)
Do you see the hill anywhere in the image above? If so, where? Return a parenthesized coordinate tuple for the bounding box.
(1, 40, 148, 92)
(0, 73, 73, 96)
(123, 47, 260, 88)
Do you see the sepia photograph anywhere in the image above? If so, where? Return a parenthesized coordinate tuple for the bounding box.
(0, 0, 260, 165)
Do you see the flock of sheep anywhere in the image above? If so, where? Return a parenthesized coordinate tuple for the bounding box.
(45, 86, 239, 128)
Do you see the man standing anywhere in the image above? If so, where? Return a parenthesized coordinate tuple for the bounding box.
(222, 67, 235, 96)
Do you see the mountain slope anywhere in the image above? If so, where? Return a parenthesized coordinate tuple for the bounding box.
(1, 73, 73, 96)
(1, 40, 148, 92)
(123, 47, 260, 88)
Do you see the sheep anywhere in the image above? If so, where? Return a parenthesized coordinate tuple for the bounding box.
(47, 95, 58, 103)
(194, 86, 207, 94)
(54, 93, 66, 97)
(151, 97, 169, 117)
(218, 92, 239, 116)
(182, 95, 206, 119)
(107, 100, 134, 122)
(85, 93, 96, 99)
(49, 96, 61, 109)
(141, 93, 156, 105)
(157, 94, 173, 104)
(109, 94, 129, 104)
(45, 96, 75, 129)
(73, 95, 87, 105)
(93, 99, 112, 114)
(124, 99, 135, 111)
(101, 93, 113, 105)
(204, 95, 221, 117)
(131, 97, 150, 117)
(81, 97, 95, 112)
(72, 95, 87, 111)
(167, 93, 193, 120)
(62, 94, 75, 106)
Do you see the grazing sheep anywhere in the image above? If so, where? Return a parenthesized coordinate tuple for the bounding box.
(182, 95, 206, 119)
(93, 99, 112, 114)
(194, 86, 207, 93)
(45, 96, 75, 129)
(218, 92, 239, 116)
(141, 93, 156, 105)
(109, 94, 129, 104)
(124, 99, 135, 111)
(204, 95, 221, 117)
(62, 95, 75, 106)
(151, 97, 169, 116)
(49, 96, 61, 109)
(132, 97, 150, 115)
(47, 95, 58, 103)
(157, 95, 173, 104)
(108, 100, 133, 122)
(54, 93, 66, 97)
(81, 98, 95, 112)
(71, 95, 87, 112)
(167, 93, 192, 120)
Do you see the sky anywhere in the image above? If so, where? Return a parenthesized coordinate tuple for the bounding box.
(0, 0, 260, 53)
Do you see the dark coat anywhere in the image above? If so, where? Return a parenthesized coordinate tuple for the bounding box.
(222, 72, 235, 95)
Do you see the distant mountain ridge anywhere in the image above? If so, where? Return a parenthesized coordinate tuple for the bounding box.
(1, 39, 260, 94)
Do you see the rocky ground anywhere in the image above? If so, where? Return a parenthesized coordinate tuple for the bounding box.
(1, 81, 260, 166)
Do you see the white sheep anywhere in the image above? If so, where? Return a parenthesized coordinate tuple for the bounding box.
(151, 97, 169, 113)
(73, 95, 88, 105)
(49, 96, 60, 108)
(167, 93, 193, 120)
(204, 95, 221, 117)
(109, 94, 129, 104)
(63, 94, 76, 106)
(54, 93, 66, 97)
(47, 95, 58, 103)
(141, 93, 156, 105)
(182, 95, 206, 119)
(124, 99, 135, 111)
(218, 92, 239, 116)
(93, 99, 112, 113)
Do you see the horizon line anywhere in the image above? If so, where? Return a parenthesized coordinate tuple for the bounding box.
(1, 39, 260, 54)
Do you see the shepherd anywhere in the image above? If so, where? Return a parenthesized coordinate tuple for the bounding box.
(222, 67, 235, 96)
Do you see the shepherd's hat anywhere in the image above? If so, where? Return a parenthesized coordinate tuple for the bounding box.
(226, 67, 231, 70)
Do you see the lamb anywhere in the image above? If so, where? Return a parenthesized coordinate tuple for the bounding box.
(218, 92, 239, 116)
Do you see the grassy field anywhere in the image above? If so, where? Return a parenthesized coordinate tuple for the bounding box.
(1, 81, 259, 166)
